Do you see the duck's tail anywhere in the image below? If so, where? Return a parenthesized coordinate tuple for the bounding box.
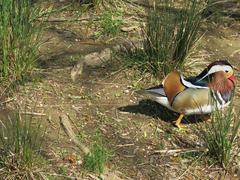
(136, 85, 173, 110)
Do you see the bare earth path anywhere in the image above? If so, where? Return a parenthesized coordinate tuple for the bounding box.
(2, 5, 240, 179)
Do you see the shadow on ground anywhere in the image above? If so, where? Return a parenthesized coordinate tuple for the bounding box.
(118, 99, 207, 125)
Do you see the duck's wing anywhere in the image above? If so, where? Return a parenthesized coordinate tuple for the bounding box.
(172, 88, 213, 115)
(180, 75, 209, 89)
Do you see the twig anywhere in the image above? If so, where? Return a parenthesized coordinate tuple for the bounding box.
(19, 112, 46, 116)
(59, 114, 89, 155)
(67, 114, 81, 133)
(116, 143, 134, 147)
(0, 97, 15, 105)
(44, 172, 78, 179)
(42, 17, 90, 23)
(153, 148, 207, 155)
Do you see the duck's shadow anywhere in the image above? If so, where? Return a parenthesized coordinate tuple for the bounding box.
(118, 100, 207, 125)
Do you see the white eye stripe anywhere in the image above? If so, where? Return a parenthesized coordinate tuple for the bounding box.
(197, 65, 232, 82)
(208, 65, 232, 75)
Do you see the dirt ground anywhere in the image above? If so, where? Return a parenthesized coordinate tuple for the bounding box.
(1, 1, 240, 179)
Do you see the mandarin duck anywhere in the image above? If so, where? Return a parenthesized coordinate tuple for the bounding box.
(139, 60, 237, 128)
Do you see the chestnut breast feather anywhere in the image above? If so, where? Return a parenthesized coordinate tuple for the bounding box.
(163, 71, 186, 105)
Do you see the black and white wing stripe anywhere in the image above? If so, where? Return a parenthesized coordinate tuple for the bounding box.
(180, 75, 209, 89)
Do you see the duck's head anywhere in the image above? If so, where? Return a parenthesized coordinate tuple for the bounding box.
(196, 60, 237, 84)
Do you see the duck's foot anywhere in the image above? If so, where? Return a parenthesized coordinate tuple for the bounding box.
(173, 114, 184, 129)
(174, 122, 182, 129)
(172, 122, 186, 132)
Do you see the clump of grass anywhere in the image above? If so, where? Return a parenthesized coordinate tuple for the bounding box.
(124, 0, 208, 76)
(0, 0, 44, 84)
(172, 0, 206, 66)
(181, 151, 202, 160)
(83, 143, 108, 174)
(80, 0, 104, 6)
(195, 103, 240, 168)
(0, 113, 46, 178)
(96, 10, 123, 37)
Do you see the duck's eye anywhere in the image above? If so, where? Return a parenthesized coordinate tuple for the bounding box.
(225, 70, 229, 73)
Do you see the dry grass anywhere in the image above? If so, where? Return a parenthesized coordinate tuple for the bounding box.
(0, 113, 46, 179)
